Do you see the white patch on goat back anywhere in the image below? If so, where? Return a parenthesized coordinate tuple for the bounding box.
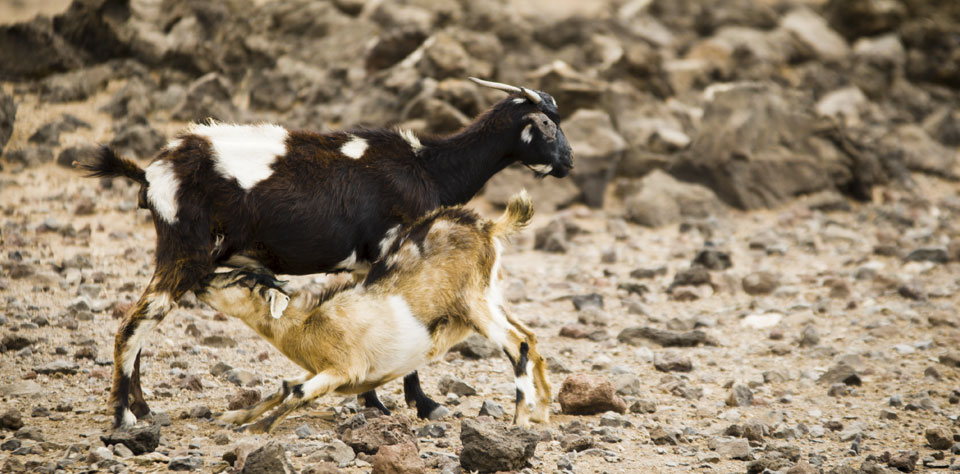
(378, 225, 401, 258)
(190, 123, 288, 190)
(398, 129, 423, 154)
(144, 160, 180, 224)
(521, 124, 533, 144)
(341, 135, 368, 159)
(335, 251, 358, 270)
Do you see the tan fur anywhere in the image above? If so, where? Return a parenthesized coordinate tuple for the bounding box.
(196, 193, 549, 432)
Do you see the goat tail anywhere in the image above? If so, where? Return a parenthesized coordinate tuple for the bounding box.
(492, 189, 534, 238)
(75, 146, 147, 185)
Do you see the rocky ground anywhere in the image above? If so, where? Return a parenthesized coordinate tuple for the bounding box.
(2, 0, 960, 473)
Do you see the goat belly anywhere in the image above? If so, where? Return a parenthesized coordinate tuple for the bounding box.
(361, 295, 433, 385)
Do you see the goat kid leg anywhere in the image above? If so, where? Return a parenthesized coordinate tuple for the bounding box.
(129, 351, 150, 418)
(504, 311, 552, 423)
(402, 371, 445, 420)
(239, 371, 346, 434)
(110, 288, 167, 428)
(220, 373, 311, 426)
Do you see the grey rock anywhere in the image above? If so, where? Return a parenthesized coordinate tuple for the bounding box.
(742, 271, 780, 295)
(478, 400, 504, 419)
(925, 427, 954, 450)
(437, 375, 477, 397)
(0, 89, 15, 155)
(99, 78, 153, 119)
(904, 248, 949, 264)
(416, 422, 448, 438)
(653, 352, 693, 372)
(459, 418, 539, 473)
(0, 18, 84, 81)
(109, 125, 166, 160)
(101, 425, 161, 455)
(617, 326, 709, 347)
(35, 360, 79, 375)
(727, 384, 754, 407)
(210, 361, 234, 377)
(451, 334, 501, 359)
(625, 170, 725, 227)
(571, 293, 603, 311)
(3, 146, 55, 168)
(560, 434, 595, 452)
(799, 325, 820, 347)
(172, 73, 238, 122)
(339, 415, 417, 455)
(781, 7, 849, 61)
(939, 351, 960, 368)
(0, 409, 23, 431)
(169, 456, 204, 471)
(825, 0, 906, 39)
(693, 248, 732, 270)
(314, 439, 354, 464)
(717, 438, 751, 460)
(649, 425, 681, 445)
(818, 362, 862, 386)
(534, 218, 579, 253)
(241, 441, 296, 474)
(224, 369, 258, 387)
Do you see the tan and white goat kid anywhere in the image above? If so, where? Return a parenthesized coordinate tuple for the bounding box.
(195, 192, 551, 433)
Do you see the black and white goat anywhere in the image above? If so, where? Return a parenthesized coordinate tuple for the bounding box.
(194, 192, 551, 433)
(78, 77, 573, 429)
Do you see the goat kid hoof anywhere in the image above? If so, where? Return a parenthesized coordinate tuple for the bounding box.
(130, 401, 152, 419)
(426, 406, 449, 421)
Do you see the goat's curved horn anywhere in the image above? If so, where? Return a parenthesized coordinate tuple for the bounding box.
(520, 87, 543, 105)
(469, 77, 521, 94)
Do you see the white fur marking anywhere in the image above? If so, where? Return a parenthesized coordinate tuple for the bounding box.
(336, 251, 358, 270)
(529, 164, 552, 174)
(365, 295, 432, 381)
(341, 135, 368, 159)
(145, 292, 172, 318)
(521, 124, 533, 144)
(267, 289, 289, 319)
(165, 139, 182, 151)
(191, 123, 288, 190)
(121, 318, 160, 376)
(399, 129, 423, 153)
(378, 225, 401, 258)
(144, 161, 180, 224)
(518, 363, 536, 407)
(484, 241, 508, 348)
(122, 408, 137, 427)
(298, 372, 339, 399)
(513, 98, 526, 104)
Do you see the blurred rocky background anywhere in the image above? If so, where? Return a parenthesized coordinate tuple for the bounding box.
(2, 0, 960, 473)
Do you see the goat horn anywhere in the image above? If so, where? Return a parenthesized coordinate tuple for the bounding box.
(520, 87, 542, 104)
(469, 77, 521, 94)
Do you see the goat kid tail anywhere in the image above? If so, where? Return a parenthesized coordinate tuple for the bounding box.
(75, 146, 147, 186)
(491, 190, 534, 238)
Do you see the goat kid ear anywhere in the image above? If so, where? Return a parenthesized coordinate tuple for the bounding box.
(267, 288, 290, 319)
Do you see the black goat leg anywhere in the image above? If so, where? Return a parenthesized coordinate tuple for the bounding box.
(359, 390, 391, 416)
(403, 371, 447, 420)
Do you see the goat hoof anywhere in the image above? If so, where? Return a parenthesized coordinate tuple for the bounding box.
(130, 401, 151, 419)
(425, 405, 449, 421)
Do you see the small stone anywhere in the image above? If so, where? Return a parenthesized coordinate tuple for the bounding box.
(630, 399, 657, 414)
(560, 434, 595, 452)
(818, 363, 861, 386)
(169, 456, 204, 471)
(693, 248, 732, 270)
(314, 440, 355, 464)
(416, 423, 448, 438)
(557, 373, 627, 415)
(187, 405, 212, 419)
(799, 325, 820, 347)
(224, 369, 259, 387)
(437, 375, 477, 397)
(241, 441, 296, 474)
(340, 415, 417, 455)
(742, 271, 780, 295)
(371, 441, 423, 474)
(570, 293, 603, 311)
(478, 400, 505, 419)
(0, 409, 23, 431)
(210, 361, 234, 376)
(295, 424, 316, 439)
(649, 425, 680, 445)
(939, 351, 960, 368)
(34, 360, 78, 375)
(451, 334, 501, 359)
(926, 427, 954, 450)
(178, 374, 203, 391)
(101, 425, 161, 455)
(717, 438, 751, 460)
(828, 383, 850, 397)
(884, 450, 918, 472)
(617, 326, 709, 347)
(654, 352, 693, 372)
(727, 384, 754, 407)
(201, 335, 237, 348)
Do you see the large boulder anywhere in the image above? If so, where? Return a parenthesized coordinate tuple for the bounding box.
(670, 83, 841, 210)
(624, 170, 725, 227)
(459, 418, 540, 473)
(0, 17, 85, 80)
(563, 109, 628, 207)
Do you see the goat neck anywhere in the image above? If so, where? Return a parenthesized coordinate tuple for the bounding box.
(419, 98, 522, 206)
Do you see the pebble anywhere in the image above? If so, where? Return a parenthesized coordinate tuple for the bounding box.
(727, 384, 754, 407)
(557, 373, 627, 415)
(437, 375, 477, 397)
(313, 440, 355, 464)
(478, 400, 505, 419)
(0, 408, 23, 431)
(925, 427, 954, 450)
(295, 423, 316, 439)
(653, 352, 693, 372)
(459, 418, 540, 473)
(224, 369, 259, 387)
(742, 271, 779, 295)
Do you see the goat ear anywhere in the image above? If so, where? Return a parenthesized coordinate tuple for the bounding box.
(266, 288, 290, 319)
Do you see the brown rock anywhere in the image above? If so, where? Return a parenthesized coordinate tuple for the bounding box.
(925, 427, 954, 450)
(371, 441, 422, 474)
(654, 352, 693, 372)
(557, 373, 628, 415)
(340, 415, 418, 455)
(939, 351, 960, 368)
(742, 271, 780, 295)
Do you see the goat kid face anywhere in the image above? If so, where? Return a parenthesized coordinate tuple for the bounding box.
(196, 270, 290, 320)
(513, 91, 573, 178)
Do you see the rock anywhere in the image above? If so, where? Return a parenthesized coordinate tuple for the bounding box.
(825, 0, 906, 40)
(557, 373, 627, 415)
(100, 79, 153, 119)
(693, 248, 732, 270)
(925, 427, 954, 450)
(169, 456, 204, 471)
(482, 165, 581, 214)
(571, 293, 603, 311)
(630, 399, 657, 414)
(203, 335, 239, 348)
(222, 386, 259, 409)
(534, 218, 580, 253)
(101, 425, 161, 455)
(437, 375, 477, 397)
(727, 384, 754, 407)
(904, 248, 949, 264)
(671, 83, 845, 209)
(883, 125, 959, 179)
(172, 73, 238, 122)
(654, 352, 693, 372)
(110, 124, 166, 160)
(224, 369, 258, 386)
(624, 170, 725, 227)
(577, 307, 611, 326)
(781, 7, 849, 62)
(451, 334, 500, 359)
(365, 28, 427, 72)
(35, 360, 79, 375)
(459, 418, 539, 473)
(56, 145, 99, 169)
(371, 441, 423, 474)
(295, 423, 315, 439)
(649, 425, 681, 445)
(617, 326, 708, 347)
(340, 415, 417, 455)
(186, 405, 211, 419)
(241, 441, 296, 474)
(478, 400, 505, 419)
(818, 362, 862, 386)
(883, 450, 918, 472)
(747, 453, 793, 473)
(939, 351, 960, 368)
(315, 440, 355, 464)
(3, 146, 55, 168)
(179, 374, 204, 391)
(0, 18, 84, 80)
(560, 434, 595, 452)
(816, 87, 867, 125)
(0, 91, 16, 155)
(799, 325, 820, 347)
(0, 409, 23, 431)
(210, 361, 234, 377)
(718, 438, 751, 459)
(563, 109, 628, 207)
